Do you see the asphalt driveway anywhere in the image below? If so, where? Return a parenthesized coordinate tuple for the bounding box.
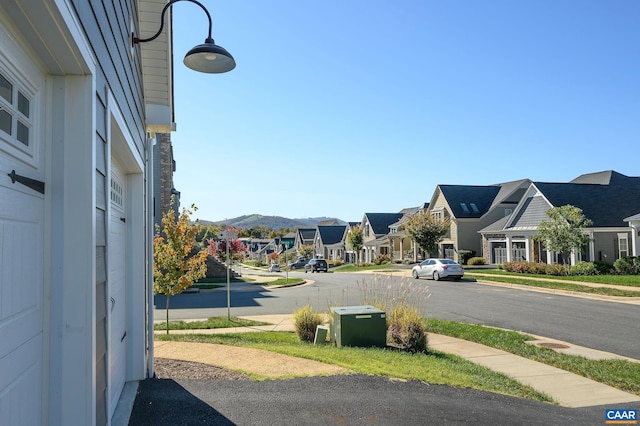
(128, 374, 621, 425)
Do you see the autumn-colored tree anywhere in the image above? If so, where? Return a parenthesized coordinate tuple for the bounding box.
(207, 229, 247, 263)
(297, 244, 315, 260)
(347, 226, 364, 266)
(154, 203, 207, 333)
(404, 211, 450, 258)
(268, 252, 280, 264)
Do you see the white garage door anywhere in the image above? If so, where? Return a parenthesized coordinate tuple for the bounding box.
(108, 161, 127, 411)
(0, 50, 45, 424)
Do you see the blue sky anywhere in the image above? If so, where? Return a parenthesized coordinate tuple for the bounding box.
(169, 1, 639, 223)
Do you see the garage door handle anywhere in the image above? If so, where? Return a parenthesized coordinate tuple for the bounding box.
(7, 170, 45, 194)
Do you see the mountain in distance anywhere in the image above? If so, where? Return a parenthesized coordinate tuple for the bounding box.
(199, 214, 346, 230)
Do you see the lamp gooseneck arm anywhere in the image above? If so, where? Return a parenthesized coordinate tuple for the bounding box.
(133, 0, 213, 44)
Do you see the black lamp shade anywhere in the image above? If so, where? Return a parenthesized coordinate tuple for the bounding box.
(183, 38, 236, 73)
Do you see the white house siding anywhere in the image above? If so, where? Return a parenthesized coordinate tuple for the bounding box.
(1, 1, 152, 425)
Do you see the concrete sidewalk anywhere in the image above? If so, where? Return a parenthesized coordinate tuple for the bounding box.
(155, 313, 640, 408)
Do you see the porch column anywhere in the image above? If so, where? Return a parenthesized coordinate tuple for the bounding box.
(588, 232, 595, 262)
(505, 235, 512, 262)
(631, 225, 639, 257)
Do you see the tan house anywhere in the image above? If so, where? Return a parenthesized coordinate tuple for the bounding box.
(388, 205, 427, 262)
(424, 180, 530, 262)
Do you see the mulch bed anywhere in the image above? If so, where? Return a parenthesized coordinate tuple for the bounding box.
(154, 358, 252, 381)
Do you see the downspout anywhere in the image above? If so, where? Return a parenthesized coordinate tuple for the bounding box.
(146, 134, 156, 378)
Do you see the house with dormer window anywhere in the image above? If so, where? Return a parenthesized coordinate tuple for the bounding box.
(479, 171, 640, 265)
(424, 179, 530, 261)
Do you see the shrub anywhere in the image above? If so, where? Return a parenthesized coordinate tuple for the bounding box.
(593, 260, 614, 275)
(332, 259, 343, 267)
(386, 303, 427, 353)
(458, 250, 475, 265)
(614, 256, 640, 275)
(467, 257, 486, 266)
(502, 261, 570, 276)
(292, 305, 324, 343)
(545, 263, 568, 276)
(373, 254, 391, 265)
(569, 261, 597, 276)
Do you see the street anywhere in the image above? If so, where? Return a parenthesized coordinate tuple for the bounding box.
(154, 270, 640, 359)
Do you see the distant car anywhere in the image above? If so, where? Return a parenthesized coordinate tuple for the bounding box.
(268, 264, 281, 272)
(288, 259, 307, 269)
(412, 258, 463, 281)
(304, 258, 328, 273)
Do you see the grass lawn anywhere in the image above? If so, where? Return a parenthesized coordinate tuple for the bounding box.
(155, 331, 552, 403)
(333, 264, 402, 273)
(466, 269, 640, 287)
(464, 272, 640, 296)
(426, 319, 640, 396)
(154, 317, 269, 331)
(259, 277, 305, 287)
(196, 277, 256, 284)
(154, 315, 640, 401)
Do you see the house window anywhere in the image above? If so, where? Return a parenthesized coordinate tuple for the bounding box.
(111, 177, 124, 210)
(618, 233, 629, 258)
(364, 223, 370, 237)
(469, 203, 479, 213)
(0, 69, 32, 149)
(460, 203, 469, 213)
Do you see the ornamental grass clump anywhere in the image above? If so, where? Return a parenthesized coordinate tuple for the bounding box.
(386, 302, 428, 353)
(292, 304, 324, 343)
(356, 276, 430, 353)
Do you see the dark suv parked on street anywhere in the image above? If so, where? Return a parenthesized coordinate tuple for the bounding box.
(304, 258, 328, 273)
(288, 258, 307, 269)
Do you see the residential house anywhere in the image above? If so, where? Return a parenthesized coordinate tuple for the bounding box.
(424, 180, 530, 261)
(361, 213, 404, 263)
(314, 225, 348, 261)
(479, 171, 640, 265)
(294, 227, 317, 253)
(388, 204, 428, 262)
(0, 1, 230, 423)
(279, 232, 297, 252)
(344, 221, 362, 263)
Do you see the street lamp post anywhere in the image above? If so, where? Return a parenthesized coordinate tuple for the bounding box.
(226, 223, 231, 320)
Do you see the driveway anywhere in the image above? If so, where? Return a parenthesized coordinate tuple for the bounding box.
(128, 374, 623, 425)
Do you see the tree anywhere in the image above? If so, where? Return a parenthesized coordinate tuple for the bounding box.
(153, 203, 208, 334)
(268, 252, 280, 264)
(297, 244, 315, 260)
(537, 205, 592, 267)
(207, 235, 247, 263)
(347, 225, 364, 266)
(403, 211, 450, 258)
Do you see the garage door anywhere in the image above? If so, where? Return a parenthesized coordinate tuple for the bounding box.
(0, 54, 45, 423)
(108, 161, 127, 412)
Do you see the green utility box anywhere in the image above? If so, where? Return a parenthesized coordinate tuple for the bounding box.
(330, 306, 387, 348)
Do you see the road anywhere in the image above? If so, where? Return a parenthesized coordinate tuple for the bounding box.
(154, 269, 640, 359)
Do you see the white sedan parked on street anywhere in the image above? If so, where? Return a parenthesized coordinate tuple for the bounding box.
(412, 258, 464, 281)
